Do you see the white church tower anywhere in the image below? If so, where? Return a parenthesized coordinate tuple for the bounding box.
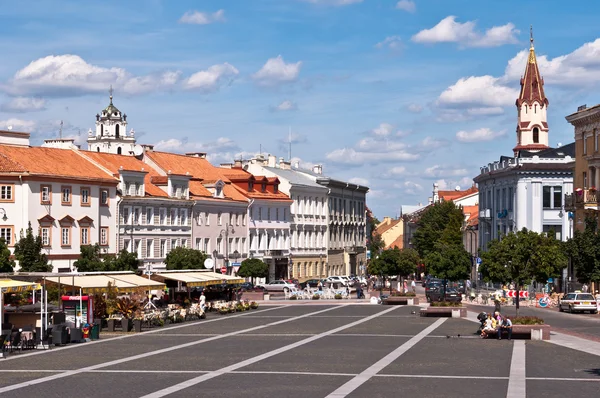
(87, 87, 137, 155)
(514, 27, 549, 156)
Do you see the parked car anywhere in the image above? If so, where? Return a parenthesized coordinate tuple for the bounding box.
(426, 287, 462, 303)
(326, 276, 349, 286)
(559, 292, 598, 314)
(239, 282, 264, 291)
(299, 279, 324, 289)
(257, 280, 298, 292)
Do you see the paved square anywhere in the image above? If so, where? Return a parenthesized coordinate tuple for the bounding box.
(0, 304, 599, 398)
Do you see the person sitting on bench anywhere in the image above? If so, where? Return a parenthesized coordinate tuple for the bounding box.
(499, 316, 512, 340)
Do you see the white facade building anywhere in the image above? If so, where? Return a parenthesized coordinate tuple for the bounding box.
(241, 155, 329, 279)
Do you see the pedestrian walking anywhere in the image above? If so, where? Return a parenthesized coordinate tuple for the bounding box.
(411, 280, 416, 294)
(582, 283, 589, 293)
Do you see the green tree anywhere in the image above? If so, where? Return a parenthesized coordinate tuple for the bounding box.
(0, 238, 15, 272)
(413, 201, 464, 259)
(13, 222, 51, 272)
(236, 258, 269, 284)
(481, 228, 567, 314)
(103, 249, 140, 272)
(396, 248, 420, 280)
(425, 242, 471, 299)
(164, 247, 208, 270)
(73, 244, 104, 272)
(566, 217, 600, 285)
(368, 248, 403, 293)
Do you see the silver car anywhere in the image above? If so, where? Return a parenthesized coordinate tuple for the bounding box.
(559, 292, 598, 314)
(258, 280, 297, 292)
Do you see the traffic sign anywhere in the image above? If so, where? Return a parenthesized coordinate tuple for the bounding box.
(476, 257, 482, 265)
(220, 267, 227, 274)
(506, 290, 528, 298)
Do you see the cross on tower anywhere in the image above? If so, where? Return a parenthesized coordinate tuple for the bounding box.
(530, 25, 534, 47)
(109, 85, 113, 103)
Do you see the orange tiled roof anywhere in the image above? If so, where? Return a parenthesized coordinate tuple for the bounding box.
(81, 150, 167, 197)
(386, 235, 404, 250)
(0, 145, 117, 183)
(462, 205, 479, 227)
(189, 180, 215, 198)
(439, 186, 478, 201)
(146, 151, 231, 183)
(376, 219, 401, 236)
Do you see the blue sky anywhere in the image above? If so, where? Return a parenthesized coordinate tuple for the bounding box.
(1, 0, 599, 219)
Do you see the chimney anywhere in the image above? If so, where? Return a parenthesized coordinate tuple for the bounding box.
(234, 159, 243, 168)
(141, 144, 154, 152)
(383, 216, 391, 225)
(268, 154, 277, 167)
(219, 163, 233, 169)
(279, 158, 291, 170)
(186, 152, 207, 159)
(312, 165, 323, 175)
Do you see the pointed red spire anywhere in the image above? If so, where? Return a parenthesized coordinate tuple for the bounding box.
(516, 26, 548, 108)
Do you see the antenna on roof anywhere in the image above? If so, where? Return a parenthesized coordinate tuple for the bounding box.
(59, 120, 63, 139)
(260, 144, 262, 156)
(288, 126, 292, 162)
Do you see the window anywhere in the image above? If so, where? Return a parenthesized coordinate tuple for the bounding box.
(584, 172, 588, 189)
(171, 239, 178, 252)
(553, 186, 563, 208)
(133, 207, 141, 225)
(160, 208, 167, 225)
(276, 208, 279, 221)
(61, 227, 71, 246)
(170, 208, 177, 225)
(146, 207, 154, 225)
(80, 227, 89, 245)
(180, 209, 188, 226)
(80, 187, 90, 206)
(100, 189, 109, 206)
(584, 136, 588, 155)
(218, 212, 222, 225)
(195, 238, 202, 250)
(235, 213, 240, 226)
(283, 208, 287, 221)
(543, 186, 562, 209)
(258, 207, 262, 221)
(543, 224, 563, 240)
(204, 238, 210, 253)
(595, 129, 599, 152)
(229, 212, 233, 225)
(100, 227, 109, 246)
(0, 227, 12, 245)
(123, 239, 131, 252)
(533, 127, 539, 144)
(41, 227, 51, 247)
(146, 239, 154, 259)
(0, 184, 13, 202)
(241, 237, 246, 253)
(217, 237, 222, 253)
(160, 239, 166, 257)
(134, 239, 141, 258)
(242, 213, 246, 226)
(267, 208, 271, 221)
(508, 187, 513, 211)
(135, 183, 142, 196)
(122, 207, 131, 225)
(181, 239, 188, 248)
(61, 186, 72, 205)
(41, 185, 51, 204)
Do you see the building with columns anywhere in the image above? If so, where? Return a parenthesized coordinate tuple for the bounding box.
(475, 34, 574, 265)
(239, 154, 328, 280)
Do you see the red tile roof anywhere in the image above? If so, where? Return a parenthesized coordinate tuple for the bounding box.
(376, 219, 401, 236)
(516, 43, 548, 108)
(80, 150, 167, 197)
(386, 235, 404, 250)
(439, 186, 478, 202)
(0, 145, 117, 183)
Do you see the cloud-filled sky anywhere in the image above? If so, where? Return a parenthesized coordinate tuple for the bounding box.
(0, 0, 599, 218)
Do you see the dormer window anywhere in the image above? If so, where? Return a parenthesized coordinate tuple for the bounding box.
(262, 183, 266, 192)
(274, 184, 279, 193)
(216, 186, 222, 197)
(248, 181, 254, 191)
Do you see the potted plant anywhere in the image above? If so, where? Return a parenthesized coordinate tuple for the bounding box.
(289, 295, 298, 300)
(590, 186, 597, 193)
(218, 307, 228, 315)
(334, 294, 343, 300)
(116, 297, 139, 332)
(250, 301, 259, 309)
(576, 188, 584, 196)
(312, 294, 320, 300)
(133, 310, 143, 333)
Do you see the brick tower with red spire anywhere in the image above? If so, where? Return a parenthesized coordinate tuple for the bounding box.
(514, 27, 549, 156)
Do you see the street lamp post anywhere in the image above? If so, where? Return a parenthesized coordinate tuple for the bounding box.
(220, 225, 235, 275)
(212, 249, 218, 273)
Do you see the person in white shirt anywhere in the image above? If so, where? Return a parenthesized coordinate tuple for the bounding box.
(199, 291, 206, 312)
(411, 280, 416, 294)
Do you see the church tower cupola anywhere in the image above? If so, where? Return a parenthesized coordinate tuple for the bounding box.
(513, 27, 550, 156)
(87, 86, 137, 155)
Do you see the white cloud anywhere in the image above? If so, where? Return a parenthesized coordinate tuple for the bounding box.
(407, 103, 423, 113)
(456, 127, 506, 143)
(382, 166, 409, 178)
(1, 54, 241, 97)
(424, 165, 468, 178)
(403, 181, 423, 195)
(396, 0, 416, 13)
(184, 63, 239, 92)
(419, 136, 447, 149)
(301, 0, 363, 5)
(0, 118, 36, 132)
(437, 75, 519, 108)
(154, 137, 239, 154)
(412, 16, 519, 48)
(356, 136, 407, 152)
(253, 56, 302, 86)
(271, 100, 298, 112)
(179, 10, 225, 25)
(371, 123, 394, 137)
(0, 97, 46, 112)
(325, 147, 418, 165)
(375, 36, 403, 52)
(349, 177, 369, 186)
(436, 177, 473, 191)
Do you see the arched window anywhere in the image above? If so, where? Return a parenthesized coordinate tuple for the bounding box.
(100, 124, 104, 136)
(117, 147, 122, 155)
(533, 127, 539, 144)
(115, 124, 120, 138)
(534, 104, 537, 113)
(97, 148, 100, 152)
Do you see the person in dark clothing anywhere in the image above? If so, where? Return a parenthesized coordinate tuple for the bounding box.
(355, 280, 363, 299)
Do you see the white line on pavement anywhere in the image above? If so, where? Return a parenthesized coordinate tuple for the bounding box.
(0, 305, 285, 362)
(506, 340, 526, 398)
(324, 318, 446, 398)
(0, 305, 346, 394)
(139, 306, 401, 398)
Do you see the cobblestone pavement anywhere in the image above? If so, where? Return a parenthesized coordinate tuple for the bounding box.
(1, 304, 600, 398)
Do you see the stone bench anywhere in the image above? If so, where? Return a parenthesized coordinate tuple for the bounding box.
(485, 324, 551, 340)
(382, 297, 420, 306)
(420, 307, 466, 318)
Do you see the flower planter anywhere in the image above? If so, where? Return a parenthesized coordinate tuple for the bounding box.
(107, 319, 115, 332)
(382, 297, 420, 306)
(420, 307, 466, 318)
(121, 318, 132, 332)
(241, 292, 266, 301)
(133, 319, 142, 333)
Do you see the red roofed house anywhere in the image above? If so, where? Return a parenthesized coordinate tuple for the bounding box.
(375, 217, 404, 250)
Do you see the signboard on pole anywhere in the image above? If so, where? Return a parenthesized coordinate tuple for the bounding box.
(220, 267, 227, 274)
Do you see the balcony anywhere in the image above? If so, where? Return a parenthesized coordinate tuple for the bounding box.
(570, 189, 600, 209)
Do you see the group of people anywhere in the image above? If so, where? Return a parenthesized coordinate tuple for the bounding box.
(479, 311, 513, 340)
